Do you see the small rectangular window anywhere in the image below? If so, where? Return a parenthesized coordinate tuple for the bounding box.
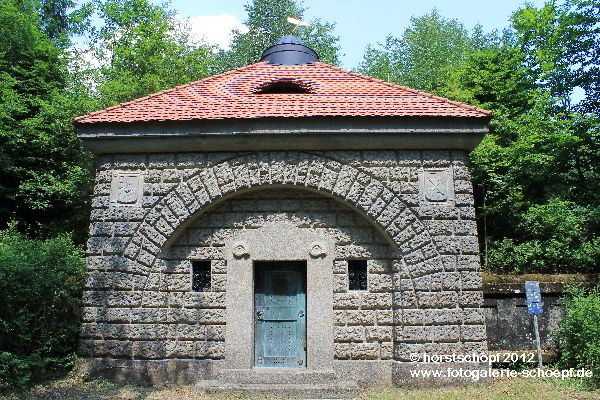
(348, 260, 368, 291)
(192, 261, 211, 292)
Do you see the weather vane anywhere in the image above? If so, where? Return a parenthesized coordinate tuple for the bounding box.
(287, 16, 310, 32)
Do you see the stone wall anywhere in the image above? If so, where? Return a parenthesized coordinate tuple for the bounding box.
(80, 150, 486, 376)
(483, 277, 596, 352)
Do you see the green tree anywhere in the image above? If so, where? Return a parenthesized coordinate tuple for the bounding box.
(359, 3, 599, 273)
(91, 0, 218, 106)
(218, 0, 341, 71)
(358, 9, 491, 94)
(512, 0, 600, 114)
(456, 3, 600, 273)
(0, 0, 93, 239)
(34, 0, 92, 48)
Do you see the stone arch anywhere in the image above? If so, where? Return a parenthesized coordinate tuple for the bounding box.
(119, 152, 454, 362)
(123, 152, 442, 280)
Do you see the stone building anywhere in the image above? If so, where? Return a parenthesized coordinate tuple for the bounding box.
(75, 37, 492, 391)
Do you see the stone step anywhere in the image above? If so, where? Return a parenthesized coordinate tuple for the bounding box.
(196, 380, 359, 399)
(219, 368, 337, 385)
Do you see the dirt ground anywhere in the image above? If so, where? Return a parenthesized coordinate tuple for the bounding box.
(2, 375, 599, 400)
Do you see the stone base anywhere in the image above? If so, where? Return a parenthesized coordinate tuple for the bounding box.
(335, 360, 393, 387)
(219, 368, 336, 384)
(77, 358, 491, 388)
(196, 380, 359, 399)
(76, 358, 223, 386)
(392, 361, 491, 387)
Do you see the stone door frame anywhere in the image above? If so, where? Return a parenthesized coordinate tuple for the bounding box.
(224, 223, 334, 372)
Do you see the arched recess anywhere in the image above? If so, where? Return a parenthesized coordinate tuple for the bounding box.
(123, 152, 441, 278)
(115, 151, 452, 363)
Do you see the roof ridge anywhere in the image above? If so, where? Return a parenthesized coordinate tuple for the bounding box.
(73, 62, 267, 123)
(315, 62, 492, 117)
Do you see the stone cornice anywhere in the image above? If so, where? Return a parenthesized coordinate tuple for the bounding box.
(76, 117, 489, 154)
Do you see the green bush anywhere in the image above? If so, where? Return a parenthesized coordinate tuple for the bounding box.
(556, 285, 600, 388)
(0, 227, 85, 390)
(486, 200, 600, 274)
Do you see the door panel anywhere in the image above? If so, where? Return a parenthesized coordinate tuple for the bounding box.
(255, 262, 306, 368)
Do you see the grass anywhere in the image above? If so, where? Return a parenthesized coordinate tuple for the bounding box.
(1, 375, 598, 400)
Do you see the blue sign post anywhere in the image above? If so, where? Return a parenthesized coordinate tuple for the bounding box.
(525, 281, 543, 369)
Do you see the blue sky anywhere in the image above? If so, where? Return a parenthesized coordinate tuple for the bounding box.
(167, 0, 548, 69)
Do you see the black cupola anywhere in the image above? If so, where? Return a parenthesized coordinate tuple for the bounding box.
(259, 35, 319, 65)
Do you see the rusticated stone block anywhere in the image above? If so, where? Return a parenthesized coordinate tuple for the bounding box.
(459, 290, 484, 307)
(206, 325, 225, 341)
(211, 260, 227, 273)
(462, 308, 485, 324)
(362, 293, 392, 309)
(334, 343, 352, 359)
(366, 326, 393, 341)
(333, 260, 347, 274)
(333, 274, 347, 293)
(402, 325, 460, 342)
(460, 324, 487, 341)
(403, 309, 462, 325)
(141, 291, 168, 307)
(182, 292, 226, 309)
(416, 291, 459, 308)
(127, 323, 167, 340)
(211, 273, 227, 292)
(130, 308, 167, 323)
(167, 324, 206, 340)
(461, 271, 483, 290)
(442, 272, 462, 290)
(335, 326, 365, 342)
(334, 293, 361, 309)
(377, 310, 394, 325)
(367, 259, 390, 274)
(94, 339, 132, 357)
(351, 342, 380, 359)
(346, 310, 376, 325)
(454, 179, 472, 194)
(368, 274, 393, 292)
(381, 342, 394, 359)
(195, 341, 225, 359)
(334, 310, 347, 325)
(457, 255, 481, 271)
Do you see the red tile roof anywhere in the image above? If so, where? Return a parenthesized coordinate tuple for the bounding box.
(74, 62, 492, 124)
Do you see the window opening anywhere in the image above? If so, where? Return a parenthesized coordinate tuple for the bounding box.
(348, 260, 368, 291)
(192, 260, 211, 291)
(255, 81, 311, 94)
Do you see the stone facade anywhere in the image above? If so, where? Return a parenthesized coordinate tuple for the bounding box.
(79, 149, 487, 386)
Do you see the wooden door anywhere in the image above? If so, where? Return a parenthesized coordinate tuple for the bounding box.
(254, 262, 306, 368)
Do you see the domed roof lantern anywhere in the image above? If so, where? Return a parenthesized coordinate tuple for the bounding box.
(259, 35, 319, 65)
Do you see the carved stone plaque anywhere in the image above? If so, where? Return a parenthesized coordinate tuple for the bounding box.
(420, 169, 453, 204)
(110, 173, 143, 207)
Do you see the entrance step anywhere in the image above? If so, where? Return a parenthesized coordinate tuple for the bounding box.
(219, 368, 337, 385)
(196, 380, 359, 399)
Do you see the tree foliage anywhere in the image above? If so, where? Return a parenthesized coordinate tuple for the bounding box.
(0, 227, 85, 390)
(218, 0, 341, 71)
(90, 0, 218, 107)
(358, 9, 492, 94)
(0, 0, 93, 239)
(360, 2, 599, 273)
(556, 285, 600, 388)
